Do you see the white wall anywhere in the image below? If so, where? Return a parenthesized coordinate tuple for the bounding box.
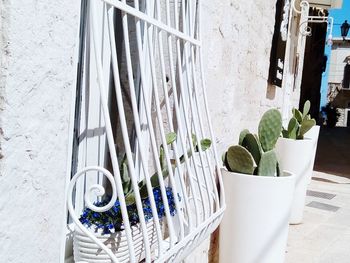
(328, 42, 350, 84)
(0, 0, 301, 262)
(0, 1, 80, 262)
(201, 0, 300, 157)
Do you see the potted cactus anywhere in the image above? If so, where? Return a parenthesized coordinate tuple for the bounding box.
(219, 109, 295, 263)
(275, 100, 316, 224)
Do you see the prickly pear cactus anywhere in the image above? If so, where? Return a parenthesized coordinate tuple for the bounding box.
(223, 108, 282, 177)
(258, 109, 282, 152)
(284, 100, 316, 140)
(226, 145, 256, 175)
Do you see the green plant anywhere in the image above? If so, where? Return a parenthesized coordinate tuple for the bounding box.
(222, 109, 282, 176)
(121, 133, 212, 204)
(282, 100, 316, 140)
(79, 133, 212, 233)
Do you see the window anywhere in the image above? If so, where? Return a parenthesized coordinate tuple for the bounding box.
(268, 0, 289, 87)
(63, 1, 224, 262)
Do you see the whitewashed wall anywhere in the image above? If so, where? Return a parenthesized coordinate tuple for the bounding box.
(201, 0, 300, 157)
(0, 0, 301, 262)
(0, 0, 80, 262)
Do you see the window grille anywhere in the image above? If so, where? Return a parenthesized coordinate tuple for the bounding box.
(67, 0, 225, 262)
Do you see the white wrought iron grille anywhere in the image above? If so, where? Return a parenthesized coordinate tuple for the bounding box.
(67, 0, 225, 262)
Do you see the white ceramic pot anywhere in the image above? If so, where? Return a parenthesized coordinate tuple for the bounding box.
(304, 125, 320, 184)
(73, 220, 158, 263)
(219, 169, 295, 263)
(275, 137, 314, 224)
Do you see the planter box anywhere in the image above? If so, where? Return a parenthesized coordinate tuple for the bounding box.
(73, 220, 159, 263)
(219, 169, 295, 263)
(275, 137, 314, 224)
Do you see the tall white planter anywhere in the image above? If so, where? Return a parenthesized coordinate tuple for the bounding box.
(219, 169, 295, 263)
(275, 138, 314, 224)
(304, 125, 320, 184)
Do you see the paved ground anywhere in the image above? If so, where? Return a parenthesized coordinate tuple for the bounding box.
(286, 127, 350, 263)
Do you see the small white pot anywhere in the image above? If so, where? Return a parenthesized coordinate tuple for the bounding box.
(73, 220, 158, 263)
(219, 169, 295, 263)
(275, 137, 314, 224)
(304, 125, 320, 184)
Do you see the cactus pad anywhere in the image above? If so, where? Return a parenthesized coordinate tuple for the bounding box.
(239, 129, 250, 145)
(242, 133, 262, 165)
(258, 109, 282, 152)
(302, 100, 311, 118)
(287, 117, 298, 139)
(292, 108, 303, 123)
(299, 119, 316, 137)
(226, 145, 256, 175)
(258, 150, 278, 177)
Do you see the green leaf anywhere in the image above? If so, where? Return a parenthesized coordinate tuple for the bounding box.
(258, 150, 278, 177)
(226, 145, 256, 175)
(165, 132, 177, 145)
(239, 129, 250, 145)
(258, 109, 282, 152)
(299, 119, 316, 138)
(292, 108, 303, 124)
(303, 114, 311, 121)
(303, 100, 311, 118)
(200, 138, 211, 151)
(241, 133, 262, 166)
(287, 117, 298, 139)
(125, 192, 136, 205)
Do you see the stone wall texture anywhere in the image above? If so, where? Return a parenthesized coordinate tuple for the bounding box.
(0, 0, 80, 262)
(201, 0, 299, 156)
(0, 0, 300, 262)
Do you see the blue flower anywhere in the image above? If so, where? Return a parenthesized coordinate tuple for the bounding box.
(78, 187, 179, 235)
(92, 212, 101, 219)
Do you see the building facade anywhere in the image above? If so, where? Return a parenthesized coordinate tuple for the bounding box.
(0, 0, 341, 262)
(327, 38, 350, 126)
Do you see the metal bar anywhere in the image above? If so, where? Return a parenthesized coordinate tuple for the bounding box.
(103, 0, 201, 46)
(154, 0, 193, 232)
(90, 2, 136, 260)
(132, 0, 177, 247)
(106, 6, 154, 262)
